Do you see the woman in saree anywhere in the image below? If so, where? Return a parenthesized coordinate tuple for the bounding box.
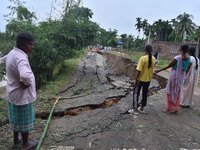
(155, 44, 190, 113)
(180, 47, 199, 107)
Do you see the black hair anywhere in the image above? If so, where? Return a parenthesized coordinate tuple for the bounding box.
(189, 47, 198, 70)
(145, 44, 153, 68)
(180, 44, 189, 54)
(16, 32, 34, 49)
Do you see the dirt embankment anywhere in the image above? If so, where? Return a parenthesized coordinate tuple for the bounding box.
(102, 52, 137, 79)
(101, 52, 167, 89)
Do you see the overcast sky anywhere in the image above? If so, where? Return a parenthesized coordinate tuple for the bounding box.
(0, 0, 200, 35)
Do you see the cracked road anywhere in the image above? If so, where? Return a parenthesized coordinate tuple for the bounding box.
(1, 51, 200, 150)
(40, 52, 200, 150)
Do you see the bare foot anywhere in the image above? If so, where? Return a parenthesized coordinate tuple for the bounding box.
(162, 109, 178, 114)
(11, 144, 21, 150)
(11, 138, 22, 149)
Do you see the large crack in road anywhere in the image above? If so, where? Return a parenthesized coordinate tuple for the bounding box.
(35, 51, 159, 120)
(36, 51, 169, 150)
(1, 51, 200, 150)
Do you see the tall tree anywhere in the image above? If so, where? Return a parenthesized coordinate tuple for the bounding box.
(173, 12, 196, 42)
(96, 28, 118, 47)
(151, 19, 172, 41)
(63, 0, 82, 13)
(5, 1, 37, 39)
(61, 7, 98, 48)
(135, 17, 142, 38)
(141, 19, 149, 39)
(187, 26, 200, 41)
(120, 34, 127, 49)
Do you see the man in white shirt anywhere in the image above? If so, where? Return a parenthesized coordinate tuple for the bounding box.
(5, 32, 37, 150)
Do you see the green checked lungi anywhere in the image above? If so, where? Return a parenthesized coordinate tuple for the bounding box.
(8, 102, 35, 133)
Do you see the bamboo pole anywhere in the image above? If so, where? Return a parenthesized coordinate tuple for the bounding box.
(36, 96, 60, 150)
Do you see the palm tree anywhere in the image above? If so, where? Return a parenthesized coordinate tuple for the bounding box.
(151, 19, 172, 41)
(141, 19, 149, 39)
(173, 12, 196, 42)
(163, 20, 172, 41)
(135, 17, 142, 38)
(152, 19, 164, 41)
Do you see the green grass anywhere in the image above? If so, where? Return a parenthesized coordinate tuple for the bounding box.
(38, 49, 87, 96)
(110, 50, 170, 68)
(130, 51, 144, 62)
(110, 50, 144, 62)
(157, 58, 171, 69)
(38, 59, 80, 96)
(129, 51, 171, 69)
(35, 49, 87, 112)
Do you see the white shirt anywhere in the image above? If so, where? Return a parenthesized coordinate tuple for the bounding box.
(5, 47, 36, 105)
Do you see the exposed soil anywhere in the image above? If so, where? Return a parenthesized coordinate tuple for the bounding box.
(0, 50, 200, 150)
(36, 97, 121, 119)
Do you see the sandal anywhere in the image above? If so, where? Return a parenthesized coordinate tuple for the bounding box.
(23, 140, 38, 150)
(128, 109, 139, 115)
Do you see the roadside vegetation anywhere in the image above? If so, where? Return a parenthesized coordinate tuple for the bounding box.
(0, 48, 87, 125)
(35, 56, 85, 113)
(0, 1, 199, 85)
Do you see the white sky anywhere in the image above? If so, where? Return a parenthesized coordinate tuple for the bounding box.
(0, 0, 200, 35)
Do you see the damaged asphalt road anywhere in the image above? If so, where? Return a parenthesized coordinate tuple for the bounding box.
(40, 52, 200, 150)
(1, 51, 200, 150)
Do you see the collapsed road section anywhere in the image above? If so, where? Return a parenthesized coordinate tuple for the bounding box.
(1, 51, 200, 150)
(35, 51, 161, 120)
(35, 51, 164, 149)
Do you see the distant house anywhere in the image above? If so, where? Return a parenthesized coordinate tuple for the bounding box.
(151, 41, 200, 59)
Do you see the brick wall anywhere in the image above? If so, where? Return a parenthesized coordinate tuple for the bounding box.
(151, 41, 199, 59)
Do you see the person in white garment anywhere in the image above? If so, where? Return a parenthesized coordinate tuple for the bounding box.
(180, 47, 199, 107)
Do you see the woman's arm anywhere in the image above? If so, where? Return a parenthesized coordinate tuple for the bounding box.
(155, 59, 177, 73)
(135, 70, 140, 80)
(135, 70, 141, 85)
